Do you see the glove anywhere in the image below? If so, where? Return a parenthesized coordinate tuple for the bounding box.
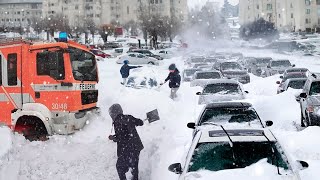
(160, 83, 163, 86)
(108, 135, 115, 141)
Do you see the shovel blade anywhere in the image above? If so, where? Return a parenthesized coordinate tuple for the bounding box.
(146, 109, 160, 123)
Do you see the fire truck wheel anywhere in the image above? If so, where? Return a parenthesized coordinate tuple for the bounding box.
(15, 116, 49, 141)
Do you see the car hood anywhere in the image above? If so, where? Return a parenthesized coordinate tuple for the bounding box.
(198, 93, 244, 104)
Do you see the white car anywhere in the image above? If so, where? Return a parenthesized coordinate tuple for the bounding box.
(168, 128, 309, 180)
(190, 71, 223, 87)
(196, 79, 247, 104)
(156, 50, 174, 59)
(117, 53, 159, 65)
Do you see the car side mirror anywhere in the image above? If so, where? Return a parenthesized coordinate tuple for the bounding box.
(300, 93, 307, 98)
(265, 121, 273, 127)
(196, 92, 202, 95)
(187, 122, 196, 129)
(296, 160, 309, 170)
(292, 64, 296, 67)
(244, 91, 249, 94)
(168, 163, 183, 174)
(276, 81, 281, 84)
(280, 76, 283, 79)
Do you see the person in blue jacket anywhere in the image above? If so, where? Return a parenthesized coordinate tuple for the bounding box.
(120, 60, 141, 85)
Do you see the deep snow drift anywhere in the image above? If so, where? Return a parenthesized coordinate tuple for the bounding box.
(1, 47, 320, 180)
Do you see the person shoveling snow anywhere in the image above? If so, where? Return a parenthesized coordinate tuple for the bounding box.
(120, 60, 142, 85)
(160, 63, 181, 99)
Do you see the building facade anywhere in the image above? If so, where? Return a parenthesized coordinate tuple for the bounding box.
(0, 0, 43, 29)
(239, 0, 320, 32)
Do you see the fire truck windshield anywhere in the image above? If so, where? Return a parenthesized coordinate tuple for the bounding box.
(68, 47, 98, 82)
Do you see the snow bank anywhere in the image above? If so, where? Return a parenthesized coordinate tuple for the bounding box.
(0, 127, 12, 159)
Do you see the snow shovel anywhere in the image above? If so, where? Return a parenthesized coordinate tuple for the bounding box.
(145, 109, 160, 123)
(156, 81, 167, 91)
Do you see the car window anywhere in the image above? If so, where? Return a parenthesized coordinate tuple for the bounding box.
(309, 81, 320, 95)
(271, 60, 291, 67)
(203, 83, 240, 94)
(188, 142, 289, 172)
(196, 72, 221, 79)
(287, 80, 306, 89)
(137, 54, 145, 58)
(200, 108, 260, 125)
(128, 54, 136, 57)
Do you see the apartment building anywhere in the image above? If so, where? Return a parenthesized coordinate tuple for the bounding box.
(0, 0, 42, 28)
(239, 0, 320, 32)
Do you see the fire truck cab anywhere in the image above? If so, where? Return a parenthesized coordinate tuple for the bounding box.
(0, 37, 100, 138)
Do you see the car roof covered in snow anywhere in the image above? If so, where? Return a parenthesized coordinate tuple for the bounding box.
(195, 70, 220, 74)
(202, 79, 239, 85)
(204, 102, 252, 109)
(198, 128, 276, 143)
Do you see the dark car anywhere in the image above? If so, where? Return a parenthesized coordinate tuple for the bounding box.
(131, 49, 163, 60)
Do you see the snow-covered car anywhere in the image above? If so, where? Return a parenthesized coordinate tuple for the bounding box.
(196, 79, 247, 104)
(168, 128, 309, 180)
(117, 53, 159, 65)
(192, 63, 209, 69)
(126, 67, 159, 89)
(190, 71, 223, 87)
(156, 50, 174, 59)
(277, 78, 307, 94)
(241, 57, 272, 77)
(204, 57, 217, 64)
(182, 68, 202, 82)
(219, 61, 250, 84)
(265, 60, 295, 76)
(188, 102, 273, 129)
(282, 68, 310, 79)
(277, 72, 308, 86)
(185, 56, 206, 67)
(299, 74, 320, 127)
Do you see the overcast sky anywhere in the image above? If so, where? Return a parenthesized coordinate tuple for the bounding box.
(188, 0, 239, 9)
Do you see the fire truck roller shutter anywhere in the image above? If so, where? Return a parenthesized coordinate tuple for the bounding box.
(12, 103, 53, 135)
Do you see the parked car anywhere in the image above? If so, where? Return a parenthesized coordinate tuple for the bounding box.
(168, 128, 308, 179)
(218, 61, 250, 84)
(299, 74, 320, 127)
(277, 78, 307, 94)
(277, 72, 308, 85)
(265, 60, 295, 76)
(90, 49, 111, 61)
(131, 49, 163, 60)
(185, 56, 206, 67)
(116, 53, 159, 65)
(182, 68, 202, 82)
(104, 42, 122, 49)
(241, 57, 272, 77)
(204, 57, 217, 64)
(282, 68, 310, 78)
(156, 50, 174, 59)
(187, 102, 273, 129)
(190, 71, 223, 87)
(192, 63, 209, 69)
(196, 79, 247, 104)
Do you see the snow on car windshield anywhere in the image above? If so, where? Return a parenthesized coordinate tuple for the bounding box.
(221, 62, 242, 70)
(200, 108, 260, 125)
(188, 142, 289, 172)
(203, 83, 240, 94)
(287, 80, 306, 89)
(271, 60, 291, 67)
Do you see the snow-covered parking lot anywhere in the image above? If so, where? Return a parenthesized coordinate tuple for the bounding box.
(1, 47, 320, 180)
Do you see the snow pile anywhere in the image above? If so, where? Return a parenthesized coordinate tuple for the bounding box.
(0, 127, 12, 160)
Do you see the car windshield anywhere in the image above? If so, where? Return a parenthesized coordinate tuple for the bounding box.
(185, 69, 200, 76)
(200, 108, 260, 125)
(221, 62, 242, 70)
(196, 72, 221, 79)
(287, 80, 306, 89)
(68, 47, 98, 81)
(284, 73, 306, 81)
(286, 69, 308, 73)
(205, 58, 216, 63)
(188, 142, 289, 172)
(271, 60, 291, 67)
(310, 81, 320, 95)
(203, 83, 240, 94)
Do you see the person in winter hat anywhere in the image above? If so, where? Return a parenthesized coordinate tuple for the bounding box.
(108, 104, 144, 180)
(161, 64, 181, 99)
(120, 60, 142, 85)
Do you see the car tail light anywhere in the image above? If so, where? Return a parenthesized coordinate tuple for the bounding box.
(307, 106, 314, 112)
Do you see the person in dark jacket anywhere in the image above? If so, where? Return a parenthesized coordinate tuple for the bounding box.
(108, 104, 144, 180)
(161, 64, 181, 99)
(120, 60, 141, 85)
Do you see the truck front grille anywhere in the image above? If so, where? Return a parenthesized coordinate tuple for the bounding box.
(81, 90, 98, 105)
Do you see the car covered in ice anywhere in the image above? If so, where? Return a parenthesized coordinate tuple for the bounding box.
(190, 71, 223, 87)
(187, 102, 273, 129)
(117, 53, 159, 65)
(196, 79, 247, 104)
(241, 57, 272, 77)
(182, 68, 202, 82)
(218, 61, 250, 84)
(265, 59, 295, 76)
(168, 128, 308, 180)
(126, 68, 158, 89)
(277, 78, 307, 94)
(299, 74, 320, 127)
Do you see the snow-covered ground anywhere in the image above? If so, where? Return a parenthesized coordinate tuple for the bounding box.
(1, 46, 320, 180)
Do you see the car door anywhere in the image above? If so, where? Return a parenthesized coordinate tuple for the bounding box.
(128, 54, 137, 64)
(137, 54, 147, 64)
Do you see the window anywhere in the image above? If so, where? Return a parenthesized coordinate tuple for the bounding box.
(291, 13, 294, 18)
(317, 0, 320, 5)
(279, 14, 281, 18)
(75, 5, 79, 10)
(290, 3, 293, 8)
(257, 5, 259, 9)
(267, 4, 272, 10)
(305, 0, 311, 6)
(0, 55, 2, 85)
(306, 9, 311, 14)
(7, 54, 17, 86)
(127, 6, 129, 14)
(36, 51, 65, 80)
